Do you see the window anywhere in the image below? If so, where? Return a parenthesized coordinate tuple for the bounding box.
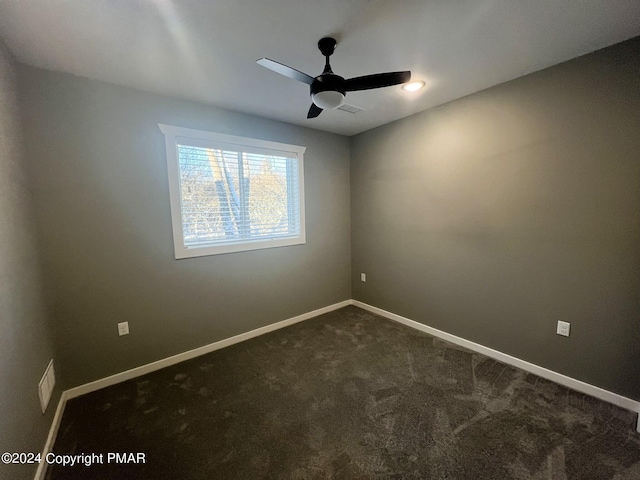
(159, 124, 306, 258)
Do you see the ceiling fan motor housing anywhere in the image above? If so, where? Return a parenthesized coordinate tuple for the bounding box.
(311, 73, 346, 109)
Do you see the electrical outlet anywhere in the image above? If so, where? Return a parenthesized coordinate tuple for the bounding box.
(556, 321, 570, 337)
(361, 273, 366, 282)
(118, 321, 129, 336)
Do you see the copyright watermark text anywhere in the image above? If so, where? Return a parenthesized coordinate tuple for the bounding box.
(2, 452, 146, 466)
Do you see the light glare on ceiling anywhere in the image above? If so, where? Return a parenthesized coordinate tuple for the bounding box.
(402, 81, 425, 92)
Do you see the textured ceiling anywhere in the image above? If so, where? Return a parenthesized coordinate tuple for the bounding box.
(1, 0, 639, 136)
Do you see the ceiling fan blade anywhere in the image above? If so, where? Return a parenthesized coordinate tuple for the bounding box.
(345, 71, 411, 91)
(307, 103, 323, 118)
(256, 58, 314, 85)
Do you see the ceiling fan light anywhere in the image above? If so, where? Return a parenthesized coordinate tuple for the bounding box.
(312, 90, 345, 110)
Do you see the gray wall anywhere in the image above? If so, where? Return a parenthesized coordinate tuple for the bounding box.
(351, 37, 640, 400)
(0, 43, 57, 480)
(19, 67, 351, 389)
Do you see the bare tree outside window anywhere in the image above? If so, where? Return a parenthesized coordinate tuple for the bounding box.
(178, 145, 293, 246)
(160, 124, 305, 258)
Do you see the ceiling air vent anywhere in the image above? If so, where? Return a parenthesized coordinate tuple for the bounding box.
(337, 103, 365, 114)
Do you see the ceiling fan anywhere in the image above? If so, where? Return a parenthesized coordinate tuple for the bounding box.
(257, 37, 411, 119)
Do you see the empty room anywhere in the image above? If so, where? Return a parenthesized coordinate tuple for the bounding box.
(1, 1, 640, 479)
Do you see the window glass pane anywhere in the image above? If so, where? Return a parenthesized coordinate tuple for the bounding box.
(246, 153, 289, 238)
(177, 145, 298, 246)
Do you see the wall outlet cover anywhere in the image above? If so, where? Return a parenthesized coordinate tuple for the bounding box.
(118, 321, 129, 336)
(557, 321, 571, 337)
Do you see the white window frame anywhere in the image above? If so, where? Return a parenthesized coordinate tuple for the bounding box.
(159, 124, 306, 259)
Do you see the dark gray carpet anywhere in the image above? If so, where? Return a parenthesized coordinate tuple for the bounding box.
(47, 306, 640, 479)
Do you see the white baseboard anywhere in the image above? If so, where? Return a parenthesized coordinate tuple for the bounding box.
(34, 391, 68, 480)
(65, 300, 352, 400)
(353, 300, 640, 429)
